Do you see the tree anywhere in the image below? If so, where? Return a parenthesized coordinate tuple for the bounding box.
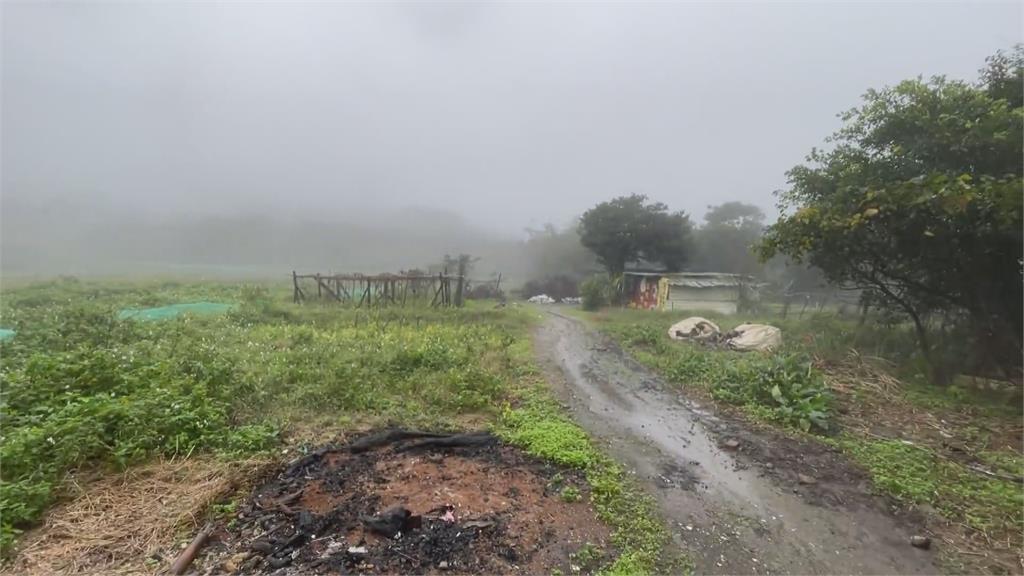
(522, 222, 597, 280)
(578, 194, 693, 277)
(691, 202, 765, 275)
(759, 47, 1023, 381)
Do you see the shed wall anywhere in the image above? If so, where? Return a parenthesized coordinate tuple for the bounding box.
(667, 285, 739, 314)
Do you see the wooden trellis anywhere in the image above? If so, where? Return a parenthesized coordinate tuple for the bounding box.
(292, 272, 464, 308)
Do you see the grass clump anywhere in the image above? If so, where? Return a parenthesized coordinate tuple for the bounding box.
(560, 486, 583, 503)
(838, 437, 1024, 537)
(498, 401, 597, 468)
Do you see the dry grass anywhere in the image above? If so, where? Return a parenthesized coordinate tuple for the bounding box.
(822, 349, 903, 397)
(2, 456, 270, 576)
(822, 351, 1024, 574)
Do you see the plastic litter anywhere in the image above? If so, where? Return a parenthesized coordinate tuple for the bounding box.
(725, 323, 782, 352)
(527, 294, 556, 304)
(668, 317, 721, 340)
(118, 302, 234, 321)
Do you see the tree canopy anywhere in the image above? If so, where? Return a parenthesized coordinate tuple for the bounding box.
(691, 202, 765, 275)
(522, 223, 597, 280)
(760, 46, 1023, 379)
(578, 194, 692, 276)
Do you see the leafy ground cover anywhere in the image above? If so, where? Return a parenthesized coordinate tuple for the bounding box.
(580, 306, 1023, 573)
(0, 279, 668, 574)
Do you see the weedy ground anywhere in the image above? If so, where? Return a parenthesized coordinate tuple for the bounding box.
(0, 278, 668, 574)
(579, 306, 1023, 574)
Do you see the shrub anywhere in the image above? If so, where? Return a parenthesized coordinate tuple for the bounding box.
(580, 276, 611, 311)
(465, 282, 504, 300)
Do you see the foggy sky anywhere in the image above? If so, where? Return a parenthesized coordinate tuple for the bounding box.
(3, 1, 1021, 237)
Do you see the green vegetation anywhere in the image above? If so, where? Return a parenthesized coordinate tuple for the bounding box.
(689, 202, 766, 276)
(838, 437, 1023, 537)
(598, 312, 832, 432)
(1, 278, 670, 572)
(578, 194, 693, 276)
(761, 47, 1023, 382)
(570, 542, 604, 572)
(580, 276, 613, 311)
(560, 485, 582, 503)
(0, 279, 521, 551)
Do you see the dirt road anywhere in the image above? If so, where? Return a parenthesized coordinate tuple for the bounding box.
(535, 310, 938, 575)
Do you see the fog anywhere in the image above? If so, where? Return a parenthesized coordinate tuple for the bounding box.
(2, 2, 1019, 278)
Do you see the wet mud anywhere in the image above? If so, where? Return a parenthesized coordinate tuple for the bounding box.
(536, 310, 938, 575)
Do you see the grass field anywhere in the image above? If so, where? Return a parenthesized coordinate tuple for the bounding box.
(0, 279, 666, 573)
(580, 307, 1023, 572)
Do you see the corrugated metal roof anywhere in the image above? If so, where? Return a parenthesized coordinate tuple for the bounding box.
(668, 278, 743, 288)
(624, 271, 750, 288)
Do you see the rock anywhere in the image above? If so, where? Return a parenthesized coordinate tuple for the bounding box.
(722, 439, 740, 450)
(764, 462, 774, 470)
(910, 535, 931, 549)
(323, 540, 345, 556)
(438, 560, 450, 569)
(362, 506, 413, 538)
(250, 540, 274, 555)
(797, 473, 817, 485)
(221, 552, 250, 573)
(347, 546, 368, 556)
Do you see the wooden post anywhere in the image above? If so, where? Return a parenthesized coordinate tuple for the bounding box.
(455, 261, 466, 308)
(431, 274, 444, 307)
(316, 276, 342, 301)
(358, 280, 368, 308)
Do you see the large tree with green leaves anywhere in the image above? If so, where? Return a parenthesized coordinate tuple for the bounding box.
(691, 202, 766, 275)
(578, 194, 692, 277)
(760, 47, 1023, 380)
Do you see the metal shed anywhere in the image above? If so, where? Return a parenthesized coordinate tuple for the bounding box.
(625, 272, 751, 314)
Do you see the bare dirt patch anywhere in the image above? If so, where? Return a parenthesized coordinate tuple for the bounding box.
(196, 430, 610, 575)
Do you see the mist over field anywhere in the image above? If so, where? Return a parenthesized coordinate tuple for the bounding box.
(2, 2, 1019, 278)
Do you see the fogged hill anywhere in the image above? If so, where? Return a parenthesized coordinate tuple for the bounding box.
(1, 203, 525, 280)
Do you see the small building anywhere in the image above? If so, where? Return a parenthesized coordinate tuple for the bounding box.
(624, 272, 753, 314)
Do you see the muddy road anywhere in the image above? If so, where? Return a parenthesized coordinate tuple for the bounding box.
(535, 310, 938, 575)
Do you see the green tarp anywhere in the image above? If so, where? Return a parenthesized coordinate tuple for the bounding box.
(118, 302, 235, 321)
(0, 328, 15, 341)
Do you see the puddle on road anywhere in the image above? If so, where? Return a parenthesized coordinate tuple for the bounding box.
(553, 317, 764, 512)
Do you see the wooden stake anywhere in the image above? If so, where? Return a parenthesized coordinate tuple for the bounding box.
(169, 523, 213, 575)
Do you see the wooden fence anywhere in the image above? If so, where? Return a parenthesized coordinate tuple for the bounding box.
(292, 272, 464, 308)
